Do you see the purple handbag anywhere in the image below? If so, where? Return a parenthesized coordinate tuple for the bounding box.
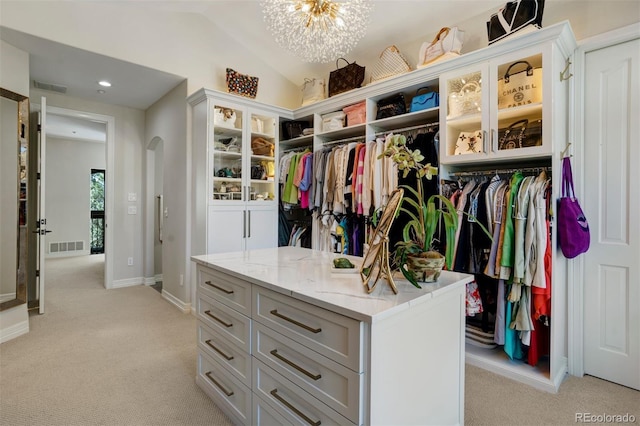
(557, 157, 590, 258)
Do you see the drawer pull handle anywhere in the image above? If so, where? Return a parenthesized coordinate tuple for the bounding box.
(205, 339, 234, 361)
(204, 280, 234, 295)
(205, 371, 234, 397)
(269, 309, 321, 334)
(270, 349, 321, 381)
(270, 389, 321, 426)
(204, 310, 233, 328)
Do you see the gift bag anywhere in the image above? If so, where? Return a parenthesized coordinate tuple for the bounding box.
(497, 60, 543, 109)
(418, 27, 465, 67)
(369, 45, 412, 84)
(328, 58, 365, 97)
(226, 68, 259, 98)
(448, 81, 481, 118)
(487, 0, 545, 45)
(410, 87, 440, 113)
(455, 130, 483, 155)
(375, 93, 406, 120)
(558, 156, 590, 258)
(301, 78, 326, 106)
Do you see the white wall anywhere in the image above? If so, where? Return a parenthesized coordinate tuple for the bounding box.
(144, 81, 190, 310)
(32, 89, 146, 284)
(0, 1, 300, 109)
(0, 40, 29, 342)
(45, 136, 106, 257)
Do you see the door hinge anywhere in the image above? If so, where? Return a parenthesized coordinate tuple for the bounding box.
(37, 172, 41, 180)
(37, 124, 42, 132)
(36, 270, 40, 277)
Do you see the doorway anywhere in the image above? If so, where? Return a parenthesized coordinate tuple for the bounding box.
(44, 105, 115, 290)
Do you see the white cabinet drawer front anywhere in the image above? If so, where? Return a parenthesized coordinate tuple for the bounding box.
(253, 359, 355, 426)
(253, 322, 362, 423)
(197, 351, 252, 425)
(198, 266, 252, 316)
(253, 395, 293, 426)
(198, 321, 251, 387)
(254, 287, 363, 372)
(197, 293, 250, 352)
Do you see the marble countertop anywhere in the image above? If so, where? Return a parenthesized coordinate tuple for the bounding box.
(192, 246, 473, 323)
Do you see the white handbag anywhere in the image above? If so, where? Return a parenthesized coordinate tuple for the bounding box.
(455, 130, 484, 155)
(301, 78, 326, 106)
(418, 27, 465, 68)
(448, 81, 482, 118)
(369, 45, 412, 84)
(213, 107, 237, 129)
(497, 60, 543, 109)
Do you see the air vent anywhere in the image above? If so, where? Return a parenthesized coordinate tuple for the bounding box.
(49, 241, 84, 254)
(33, 80, 68, 94)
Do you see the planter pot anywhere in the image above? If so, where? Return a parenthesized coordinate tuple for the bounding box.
(406, 251, 446, 283)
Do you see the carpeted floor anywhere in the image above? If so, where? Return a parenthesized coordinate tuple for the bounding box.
(1, 255, 638, 425)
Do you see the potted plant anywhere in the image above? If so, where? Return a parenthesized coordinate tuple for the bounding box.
(380, 134, 489, 288)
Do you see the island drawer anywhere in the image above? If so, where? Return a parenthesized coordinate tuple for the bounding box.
(253, 359, 356, 426)
(197, 292, 251, 353)
(197, 265, 252, 316)
(197, 350, 252, 425)
(253, 287, 363, 372)
(198, 321, 252, 387)
(253, 321, 362, 423)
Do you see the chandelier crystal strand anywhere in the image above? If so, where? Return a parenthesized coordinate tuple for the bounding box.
(261, 0, 373, 63)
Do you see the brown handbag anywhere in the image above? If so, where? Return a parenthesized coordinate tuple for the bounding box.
(251, 137, 274, 156)
(328, 58, 365, 97)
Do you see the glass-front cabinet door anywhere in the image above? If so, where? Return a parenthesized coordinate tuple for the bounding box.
(441, 63, 489, 162)
(247, 110, 276, 205)
(440, 46, 549, 165)
(210, 103, 277, 205)
(212, 102, 244, 202)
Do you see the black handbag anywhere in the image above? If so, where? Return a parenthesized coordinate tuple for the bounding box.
(282, 121, 308, 140)
(328, 58, 365, 97)
(376, 93, 407, 120)
(487, 0, 545, 45)
(498, 119, 542, 150)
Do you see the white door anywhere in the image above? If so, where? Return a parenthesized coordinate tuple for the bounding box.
(582, 38, 640, 390)
(36, 97, 50, 314)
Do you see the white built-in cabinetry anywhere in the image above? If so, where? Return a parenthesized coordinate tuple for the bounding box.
(278, 22, 576, 392)
(189, 22, 577, 393)
(189, 90, 289, 255)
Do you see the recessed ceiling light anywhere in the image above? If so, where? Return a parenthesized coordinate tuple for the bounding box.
(98, 80, 111, 87)
(97, 89, 106, 94)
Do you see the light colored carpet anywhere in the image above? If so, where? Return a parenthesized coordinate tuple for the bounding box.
(1, 255, 638, 426)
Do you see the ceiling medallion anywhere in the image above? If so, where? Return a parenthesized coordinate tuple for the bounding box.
(261, 0, 373, 63)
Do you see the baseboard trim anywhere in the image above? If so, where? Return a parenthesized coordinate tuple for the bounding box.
(155, 274, 163, 282)
(0, 319, 29, 344)
(110, 277, 144, 289)
(161, 289, 191, 313)
(143, 277, 156, 286)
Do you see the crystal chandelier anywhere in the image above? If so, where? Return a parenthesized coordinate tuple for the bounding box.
(261, 0, 373, 63)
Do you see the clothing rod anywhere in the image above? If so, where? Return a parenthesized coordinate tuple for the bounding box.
(373, 122, 439, 137)
(449, 166, 552, 177)
(321, 134, 367, 147)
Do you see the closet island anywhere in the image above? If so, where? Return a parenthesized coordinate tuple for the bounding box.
(191, 246, 473, 425)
